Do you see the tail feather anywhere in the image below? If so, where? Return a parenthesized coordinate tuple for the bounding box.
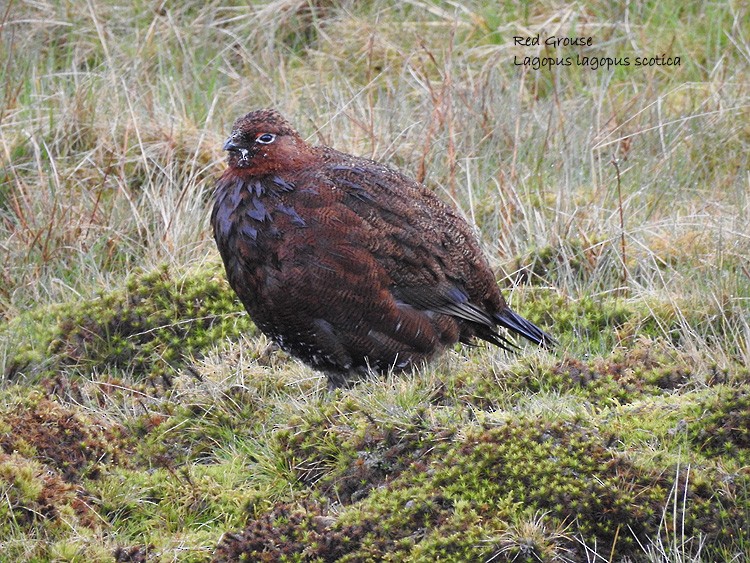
(494, 308, 557, 350)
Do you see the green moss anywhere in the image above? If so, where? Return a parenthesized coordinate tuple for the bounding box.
(512, 292, 636, 352)
(445, 337, 698, 414)
(689, 387, 750, 465)
(0, 391, 127, 481)
(221, 402, 750, 561)
(213, 498, 355, 563)
(0, 452, 99, 539)
(512, 278, 747, 358)
(274, 399, 436, 504)
(2, 263, 253, 385)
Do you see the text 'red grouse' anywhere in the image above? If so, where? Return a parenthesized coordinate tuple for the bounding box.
(212, 109, 555, 387)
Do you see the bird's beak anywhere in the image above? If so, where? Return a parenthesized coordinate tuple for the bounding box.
(223, 137, 239, 151)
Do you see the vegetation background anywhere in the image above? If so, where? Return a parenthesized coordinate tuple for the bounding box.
(1, 0, 748, 561)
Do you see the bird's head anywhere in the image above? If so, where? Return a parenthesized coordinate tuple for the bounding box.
(223, 109, 312, 174)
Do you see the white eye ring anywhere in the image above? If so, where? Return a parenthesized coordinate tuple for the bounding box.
(256, 133, 276, 144)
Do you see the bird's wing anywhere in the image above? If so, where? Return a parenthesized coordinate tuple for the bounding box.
(318, 157, 556, 350)
(322, 158, 505, 312)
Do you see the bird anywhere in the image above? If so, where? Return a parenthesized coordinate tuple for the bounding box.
(212, 109, 555, 387)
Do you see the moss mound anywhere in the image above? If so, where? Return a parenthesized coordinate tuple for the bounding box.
(0, 393, 126, 481)
(0, 453, 99, 538)
(213, 499, 356, 563)
(274, 401, 437, 505)
(446, 338, 696, 411)
(689, 387, 750, 465)
(4, 264, 252, 384)
(217, 393, 749, 562)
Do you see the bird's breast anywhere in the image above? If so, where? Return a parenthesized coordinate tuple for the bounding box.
(212, 175, 311, 302)
(214, 175, 305, 244)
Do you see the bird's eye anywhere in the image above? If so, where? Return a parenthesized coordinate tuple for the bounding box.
(256, 133, 276, 144)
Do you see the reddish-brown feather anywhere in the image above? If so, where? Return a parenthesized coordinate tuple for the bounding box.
(212, 109, 555, 387)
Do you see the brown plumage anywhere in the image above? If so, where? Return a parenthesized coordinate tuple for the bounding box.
(212, 109, 555, 387)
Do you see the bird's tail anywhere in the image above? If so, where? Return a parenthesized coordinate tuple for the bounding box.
(495, 308, 557, 350)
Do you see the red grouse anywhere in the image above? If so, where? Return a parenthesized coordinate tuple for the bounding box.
(212, 109, 555, 387)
